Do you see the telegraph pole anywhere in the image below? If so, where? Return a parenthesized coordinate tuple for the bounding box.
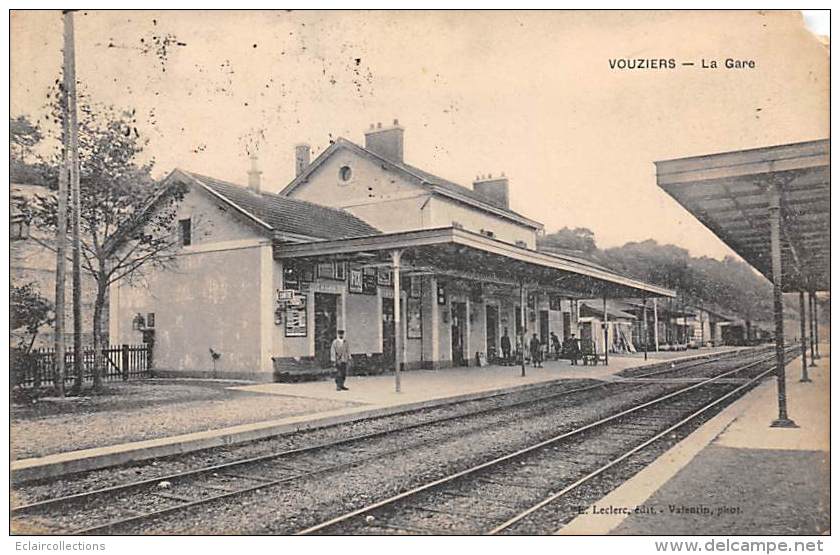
(52, 11, 79, 397)
(64, 10, 84, 391)
(520, 282, 526, 377)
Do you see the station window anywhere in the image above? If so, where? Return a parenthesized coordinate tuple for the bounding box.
(10, 218, 30, 240)
(179, 218, 192, 246)
(339, 165, 353, 183)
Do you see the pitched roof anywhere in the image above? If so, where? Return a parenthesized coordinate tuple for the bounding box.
(177, 170, 380, 240)
(280, 138, 543, 230)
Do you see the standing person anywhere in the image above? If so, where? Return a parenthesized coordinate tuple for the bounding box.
(550, 332, 561, 360)
(530, 333, 542, 368)
(330, 329, 351, 391)
(565, 333, 581, 366)
(500, 327, 512, 365)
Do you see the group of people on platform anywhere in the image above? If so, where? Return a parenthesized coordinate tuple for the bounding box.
(331, 326, 591, 391)
(498, 328, 583, 367)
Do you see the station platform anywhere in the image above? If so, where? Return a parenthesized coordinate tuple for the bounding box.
(230, 348, 728, 406)
(10, 347, 736, 483)
(558, 343, 830, 536)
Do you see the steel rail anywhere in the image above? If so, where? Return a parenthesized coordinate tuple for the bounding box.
(488, 349, 797, 534)
(13, 348, 748, 519)
(294, 347, 788, 535)
(63, 348, 768, 535)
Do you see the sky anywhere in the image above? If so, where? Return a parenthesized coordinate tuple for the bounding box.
(10, 10, 829, 260)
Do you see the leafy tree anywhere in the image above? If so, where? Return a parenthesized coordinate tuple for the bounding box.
(538, 227, 599, 255)
(10, 115, 47, 185)
(543, 227, 799, 329)
(24, 95, 187, 391)
(10, 282, 54, 354)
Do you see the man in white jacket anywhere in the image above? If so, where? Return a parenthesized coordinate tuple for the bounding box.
(330, 329, 351, 391)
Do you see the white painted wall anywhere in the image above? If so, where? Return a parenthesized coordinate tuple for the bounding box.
(427, 196, 537, 248)
(286, 145, 539, 245)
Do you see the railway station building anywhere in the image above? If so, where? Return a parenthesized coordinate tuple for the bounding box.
(109, 122, 673, 381)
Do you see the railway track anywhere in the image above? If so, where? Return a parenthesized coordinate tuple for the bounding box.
(296, 346, 796, 535)
(11, 347, 775, 535)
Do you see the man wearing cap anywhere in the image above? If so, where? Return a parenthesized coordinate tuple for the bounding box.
(330, 329, 351, 391)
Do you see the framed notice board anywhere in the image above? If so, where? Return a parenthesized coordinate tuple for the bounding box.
(349, 268, 364, 293)
(362, 268, 378, 295)
(285, 295, 308, 337)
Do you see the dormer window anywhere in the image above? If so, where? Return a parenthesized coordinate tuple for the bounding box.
(452, 221, 464, 229)
(480, 229, 495, 238)
(515, 240, 528, 248)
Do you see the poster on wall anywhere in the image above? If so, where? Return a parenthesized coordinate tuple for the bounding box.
(349, 268, 363, 293)
(285, 295, 308, 337)
(316, 262, 335, 280)
(300, 264, 314, 283)
(378, 267, 392, 286)
(362, 268, 378, 295)
(407, 298, 422, 339)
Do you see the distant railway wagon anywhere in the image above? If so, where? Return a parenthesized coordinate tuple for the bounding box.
(721, 324, 772, 346)
(721, 324, 745, 346)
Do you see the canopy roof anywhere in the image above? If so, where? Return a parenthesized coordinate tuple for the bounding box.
(274, 226, 675, 299)
(579, 301, 637, 320)
(656, 139, 829, 293)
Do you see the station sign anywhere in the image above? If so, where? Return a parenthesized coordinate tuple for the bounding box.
(276, 289, 296, 301)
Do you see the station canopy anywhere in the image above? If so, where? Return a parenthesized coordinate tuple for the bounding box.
(656, 139, 829, 293)
(274, 226, 675, 299)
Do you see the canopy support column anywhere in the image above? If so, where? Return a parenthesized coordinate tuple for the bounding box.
(812, 292, 821, 359)
(799, 291, 811, 383)
(808, 291, 817, 367)
(391, 249, 403, 393)
(602, 295, 609, 365)
(642, 297, 648, 361)
(768, 183, 796, 428)
(653, 298, 660, 352)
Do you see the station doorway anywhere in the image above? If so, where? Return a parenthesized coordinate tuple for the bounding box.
(539, 310, 549, 347)
(314, 293, 339, 368)
(579, 321, 594, 347)
(486, 305, 499, 360)
(382, 301, 395, 366)
(451, 301, 467, 366)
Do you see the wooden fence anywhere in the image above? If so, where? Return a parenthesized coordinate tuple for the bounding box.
(13, 344, 152, 388)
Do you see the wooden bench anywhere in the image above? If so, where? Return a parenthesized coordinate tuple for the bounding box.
(580, 340, 606, 366)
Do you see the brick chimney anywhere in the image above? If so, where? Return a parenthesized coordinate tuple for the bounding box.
(295, 143, 311, 177)
(247, 153, 262, 193)
(364, 119, 404, 162)
(473, 172, 509, 209)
